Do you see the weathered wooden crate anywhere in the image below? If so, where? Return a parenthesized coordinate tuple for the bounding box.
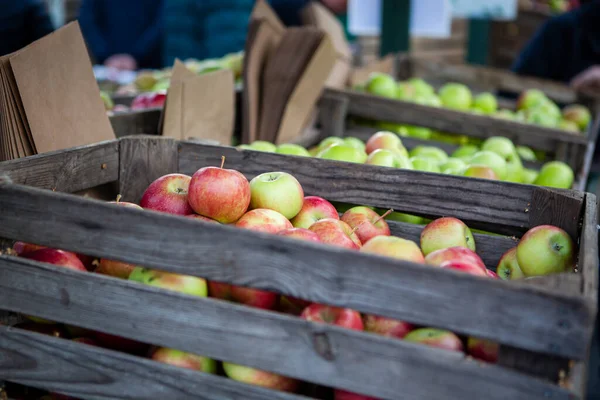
(319, 88, 600, 192)
(0, 136, 597, 399)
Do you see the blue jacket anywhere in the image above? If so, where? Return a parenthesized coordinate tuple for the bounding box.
(79, 0, 164, 69)
(0, 0, 54, 57)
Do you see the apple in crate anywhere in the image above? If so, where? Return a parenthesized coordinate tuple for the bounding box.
(236, 209, 292, 234)
(366, 149, 413, 169)
(12, 241, 45, 255)
(22, 248, 86, 272)
(129, 267, 208, 297)
(151, 347, 216, 373)
(222, 362, 299, 392)
(360, 236, 424, 263)
(363, 314, 414, 339)
(562, 104, 591, 131)
(140, 173, 194, 215)
(335, 389, 381, 400)
(438, 83, 472, 111)
(277, 227, 321, 243)
(249, 172, 304, 219)
(188, 162, 251, 223)
(276, 143, 310, 157)
(365, 131, 408, 157)
(309, 219, 362, 249)
(341, 206, 391, 244)
(290, 196, 339, 229)
(424, 246, 485, 270)
(534, 161, 574, 189)
(496, 247, 525, 280)
(301, 304, 364, 330)
(463, 165, 498, 180)
(439, 260, 488, 277)
(186, 214, 220, 223)
(95, 258, 138, 279)
(318, 144, 368, 164)
(486, 269, 499, 278)
(208, 282, 278, 310)
(516, 225, 574, 276)
(467, 337, 499, 363)
(131, 92, 166, 110)
(420, 217, 475, 256)
(403, 328, 463, 352)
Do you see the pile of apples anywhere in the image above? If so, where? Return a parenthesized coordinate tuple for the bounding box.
(240, 130, 575, 189)
(8, 161, 575, 400)
(359, 73, 591, 134)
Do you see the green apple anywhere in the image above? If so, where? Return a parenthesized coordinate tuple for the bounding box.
(481, 137, 516, 160)
(493, 109, 515, 120)
(404, 328, 463, 352)
(440, 157, 467, 175)
(222, 362, 298, 392)
(562, 104, 591, 131)
(473, 92, 498, 114)
(451, 145, 479, 160)
(469, 151, 507, 180)
(438, 83, 472, 111)
(404, 125, 432, 140)
(396, 81, 417, 100)
(496, 247, 525, 280)
(516, 145, 537, 161)
(558, 119, 580, 133)
(366, 73, 397, 98)
(526, 108, 560, 127)
(318, 144, 368, 164)
(409, 78, 435, 96)
(249, 140, 277, 152)
(410, 156, 441, 173)
(522, 168, 539, 184)
(504, 154, 524, 183)
(533, 161, 574, 189)
(516, 225, 575, 276)
(237, 144, 253, 150)
(409, 146, 448, 165)
(330, 201, 372, 214)
(365, 131, 409, 157)
(344, 137, 366, 152)
(377, 121, 409, 136)
(414, 94, 443, 107)
(366, 149, 413, 169)
(463, 165, 498, 180)
(129, 268, 208, 297)
(517, 89, 548, 110)
(276, 144, 310, 157)
(151, 347, 216, 373)
(421, 217, 475, 255)
(249, 171, 304, 219)
(318, 136, 345, 151)
(382, 210, 425, 225)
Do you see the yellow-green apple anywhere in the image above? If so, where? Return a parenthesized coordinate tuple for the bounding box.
(421, 217, 475, 256)
(363, 314, 414, 339)
(383, 210, 426, 225)
(481, 136, 516, 159)
(424, 246, 485, 270)
(516, 225, 574, 276)
(562, 104, 591, 131)
(129, 267, 208, 297)
(409, 146, 448, 165)
(209, 281, 279, 310)
(467, 337, 499, 363)
(473, 92, 497, 114)
(365, 73, 397, 98)
(95, 258, 138, 279)
(344, 137, 366, 152)
(409, 78, 435, 96)
(366, 149, 413, 169)
(534, 161, 574, 189)
(377, 121, 408, 136)
(318, 136, 346, 151)
(439, 260, 488, 276)
(516, 145, 537, 161)
(517, 89, 547, 110)
(469, 151, 507, 180)
(522, 168, 539, 184)
(249, 172, 304, 219)
(438, 83, 472, 111)
(277, 227, 321, 242)
(335, 389, 380, 400)
(441, 157, 467, 175)
(360, 235, 424, 263)
(396, 81, 417, 100)
(151, 347, 216, 372)
(410, 156, 441, 173)
(493, 109, 516, 120)
(365, 131, 408, 157)
(404, 125, 432, 140)
(222, 362, 299, 392)
(341, 206, 391, 244)
(140, 173, 194, 215)
(463, 165, 498, 180)
(276, 143, 310, 157)
(290, 196, 339, 229)
(237, 144, 253, 150)
(186, 214, 220, 223)
(403, 328, 463, 352)
(451, 145, 479, 160)
(249, 140, 277, 152)
(558, 119, 580, 132)
(301, 304, 364, 330)
(496, 247, 525, 280)
(188, 163, 251, 223)
(318, 144, 368, 164)
(309, 218, 362, 249)
(236, 209, 293, 233)
(526, 107, 560, 127)
(504, 154, 524, 183)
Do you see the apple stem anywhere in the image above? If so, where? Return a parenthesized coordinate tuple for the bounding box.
(220, 156, 226, 169)
(115, 194, 122, 203)
(372, 209, 394, 226)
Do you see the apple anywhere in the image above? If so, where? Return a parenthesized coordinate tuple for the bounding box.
(383, 210, 426, 225)
(276, 143, 310, 157)
(249, 172, 304, 219)
(481, 137, 516, 160)
(151, 347, 216, 373)
(404, 125, 432, 140)
(129, 267, 208, 297)
(318, 144, 368, 164)
(522, 168, 539, 185)
(409, 78, 435, 96)
(493, 109, 515, 120)
(277, 227, 321, 242)
(249, 140, 277, 152)
(100, 91, 114, 111)
(318, 136, 346, 151)
(408, 146, 448, 165)
(473, 92, 497, 114)
(463, 165, 498, 180)
(534, 161, 574, 189)
(13, 241, 45, 255)
(440, 157, 467, 175)
(365, 131, 408, 157)
(469, 151, 507, 180)
(366, 73, 397, 98)
(562, 104, 591, 131)
(451, 145, 479, 160)
(377, 121, 409, 136)
(344, 137, 366, 152)
(139, 173, 193, 215)
(430, 131, 469, 145)
(526, 108, 560, 127)
(236, 209, 293, 234)
(421, 217, 475, 256)
(517, 89, 547, 110)
(290, 196, 339, 229)
(363, 314, 414, 339)
(95, 258, 138, 279)
(334, 389, 380, 400)
(209, 281, 278, 310)
(438, 83, 472, 111)
(486, 269, 499, 278)
(22, 248, 87, 272)
(424, 246, 485, 270)
(188, 162, 251, 223)
(496, 247, 525, 280)
(410, 156, 441, 173)
(237, 144, 253, 150)
(467, 337, 499, 363)
(131, 92, 166, 110)
(186, 214, 220, 223)
(366, 149, 413, 169)
(396, 81, 417, 100)
(516, 145, 537, 161)
(439, 260, 488, 276)
(309, 218, 362, 249)
(341, 206, 391, 244)
(300, 303, 364, 331)
(558, 119, 580, 132)
(516, 225, 574, 276)
(403, 328, 463, 352)
(222, 362, 299, 392)
(360, 235, 424, 263)
(504, 154, 524, 183)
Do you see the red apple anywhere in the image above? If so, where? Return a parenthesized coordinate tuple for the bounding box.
(140, 173, 194, 216)
(486, 269, 499, 278)
(131, 92, 166, 110)
(109, 200, 142, 209)
(300, 304, 364, 331)
(95, 258, 137, 279)
(420, 217, 476, 256)
(335, 389, 380, 400)
(22, 248, 86, 272)
(290, 196, 339, 229)
(363, 314, 414, 339)
(360, 235, 424, 263)
(209, 282, 278, 310)
(12, 241, 45, 255)
(308, 218, 362, 249)
(235, 209, 293, 234)
(403, 328, 463, 352)
(151, 347, 216, 373)
(222, 362, 299, 392)
(439, 260, 488, 277)
(186, 214, 220, 223)
(188, 164, 251, 223)
(276, 227, 321, 242)
(341, 206, 390, 244)
(467, 337, 499, 363)
(424, 246, 486, 270)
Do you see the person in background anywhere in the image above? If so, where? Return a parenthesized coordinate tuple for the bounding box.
(79, 0, 164, 70)
(0, 0, 54, 57)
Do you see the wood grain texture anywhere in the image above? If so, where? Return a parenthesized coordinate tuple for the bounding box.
(0, 140, 118, 192)
(118, 136, 178, 204)
(109, 109, 161, 137)
(0, 259, 579, 400)
(498, 345, 569, 383)
(317, 94, 348, 138)
(0, 186, 593, 360)
(528, 187, 584, 243)
(0, 326, 311, 400)
(579, 194, 598, 308)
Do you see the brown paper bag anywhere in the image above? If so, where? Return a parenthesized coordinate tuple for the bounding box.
(161, 59, 198, 138)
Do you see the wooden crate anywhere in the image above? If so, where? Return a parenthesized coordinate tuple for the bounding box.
(319, 88, 599, 192)
(0, 136, 597, 399)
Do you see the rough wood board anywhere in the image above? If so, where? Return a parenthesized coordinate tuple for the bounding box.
(0, 140, 118, 192)
(0, 188, 593, 360)
(0, 259, 579, 400)
(0, 326, 311, 400)
(109, 109, 161, 137)
(528, 187, 585, 244)
(317, 94, 348, 138)
(580, 194, 598, 308)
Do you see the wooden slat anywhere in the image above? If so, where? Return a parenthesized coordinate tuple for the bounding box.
(528, 187, 585, 243)
(0, 259, 579, 400)
(0, 326, 311, 400)
(0, 186, 593, 360)
(0, 140, 118, 192)
(109, 109, 161, 138)
(580, 194, 599, 308)
(317, 94, 348, 138)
